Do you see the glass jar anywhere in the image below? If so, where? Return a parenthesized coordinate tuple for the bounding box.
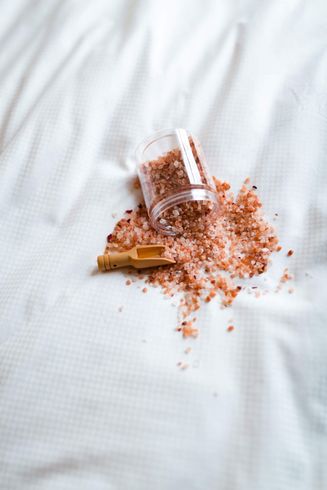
(136, 128, 218, 236)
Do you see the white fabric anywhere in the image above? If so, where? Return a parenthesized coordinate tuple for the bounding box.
(0, 1, 326, 489)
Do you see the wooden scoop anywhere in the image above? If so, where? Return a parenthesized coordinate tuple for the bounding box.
(97, 244, 175, 271)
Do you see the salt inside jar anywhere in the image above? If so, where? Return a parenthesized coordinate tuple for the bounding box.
(136, 128, 219, 236)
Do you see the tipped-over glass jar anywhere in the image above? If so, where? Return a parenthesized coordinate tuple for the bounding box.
(136, 128, 219, 236)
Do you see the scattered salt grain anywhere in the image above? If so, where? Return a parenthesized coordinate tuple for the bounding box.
(182, 324, 199, 338)
(280, 268, 293, 283)
(176, 361, 189, 370)
(180, 363, 189, 370)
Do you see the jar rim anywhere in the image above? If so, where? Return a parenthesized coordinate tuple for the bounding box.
(149, 188, 219, 236)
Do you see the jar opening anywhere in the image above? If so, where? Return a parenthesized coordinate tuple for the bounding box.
(150, 188, 218, 236)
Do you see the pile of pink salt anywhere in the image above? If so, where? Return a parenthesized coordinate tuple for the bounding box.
(105, 177, 281, 333)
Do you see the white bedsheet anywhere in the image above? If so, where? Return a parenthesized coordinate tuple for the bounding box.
(0, 1, 326, 489)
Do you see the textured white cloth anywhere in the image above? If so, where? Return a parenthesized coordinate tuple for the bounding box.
(0, 1, 326, 489)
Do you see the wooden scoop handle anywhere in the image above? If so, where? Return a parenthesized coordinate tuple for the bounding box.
(97, 252, 130, 271)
